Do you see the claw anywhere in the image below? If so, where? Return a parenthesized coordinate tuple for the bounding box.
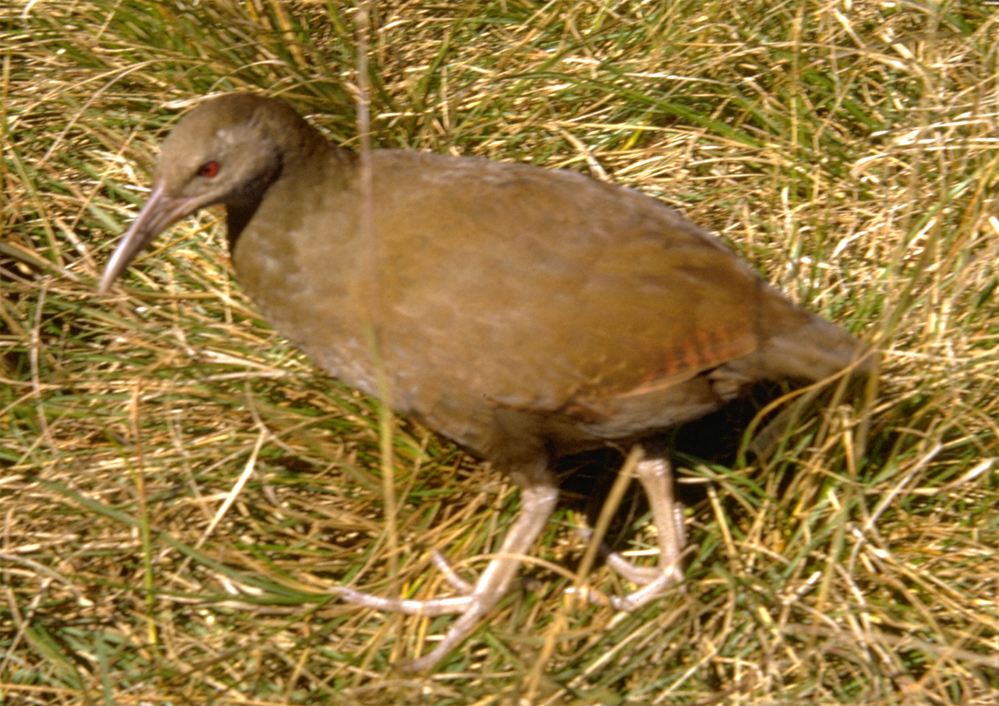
(429, 549, 474, 594)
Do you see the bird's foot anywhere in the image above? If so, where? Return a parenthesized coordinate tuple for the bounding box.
(328, 484, 560, 672)
(570, 456, 688, 611)
(570, 526, 688, 611)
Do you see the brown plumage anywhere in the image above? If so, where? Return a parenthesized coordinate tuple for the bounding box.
(100, 92, 871, 671)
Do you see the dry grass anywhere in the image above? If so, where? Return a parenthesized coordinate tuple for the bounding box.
(2, 1, 998, 704)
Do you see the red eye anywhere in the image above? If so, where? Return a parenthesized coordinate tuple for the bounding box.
(197, 161, 219, 178)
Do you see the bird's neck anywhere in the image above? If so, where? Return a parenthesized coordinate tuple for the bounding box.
(226, 201, 258, 250)
(224, 117, 347, 250)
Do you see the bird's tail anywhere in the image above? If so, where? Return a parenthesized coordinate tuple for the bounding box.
(761, 312, 874, 383)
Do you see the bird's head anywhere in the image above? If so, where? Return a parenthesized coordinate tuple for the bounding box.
(98, 93, 308, 293)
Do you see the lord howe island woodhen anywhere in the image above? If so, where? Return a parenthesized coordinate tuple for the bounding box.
(99, 92, 872, 672)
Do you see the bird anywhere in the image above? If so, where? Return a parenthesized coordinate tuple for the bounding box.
(99, 92, 872, 672)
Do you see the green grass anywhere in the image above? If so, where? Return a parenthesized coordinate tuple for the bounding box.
(2, 1, 998, 704)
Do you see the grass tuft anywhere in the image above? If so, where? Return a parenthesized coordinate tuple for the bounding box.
(2, 1, 997, 704)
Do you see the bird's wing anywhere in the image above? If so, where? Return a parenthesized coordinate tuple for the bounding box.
(370, 151, 772, 412)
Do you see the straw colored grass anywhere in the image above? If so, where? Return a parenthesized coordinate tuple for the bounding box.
(2, 1, 997, 704)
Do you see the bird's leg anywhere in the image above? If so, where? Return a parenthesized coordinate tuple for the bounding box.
(331, 482, 559, 671)
(584, 455, 687, 611)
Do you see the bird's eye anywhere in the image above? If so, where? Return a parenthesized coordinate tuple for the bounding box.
(197, 161, 219, 178)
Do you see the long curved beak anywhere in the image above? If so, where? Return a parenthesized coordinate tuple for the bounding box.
(98, 183, 201, 294)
